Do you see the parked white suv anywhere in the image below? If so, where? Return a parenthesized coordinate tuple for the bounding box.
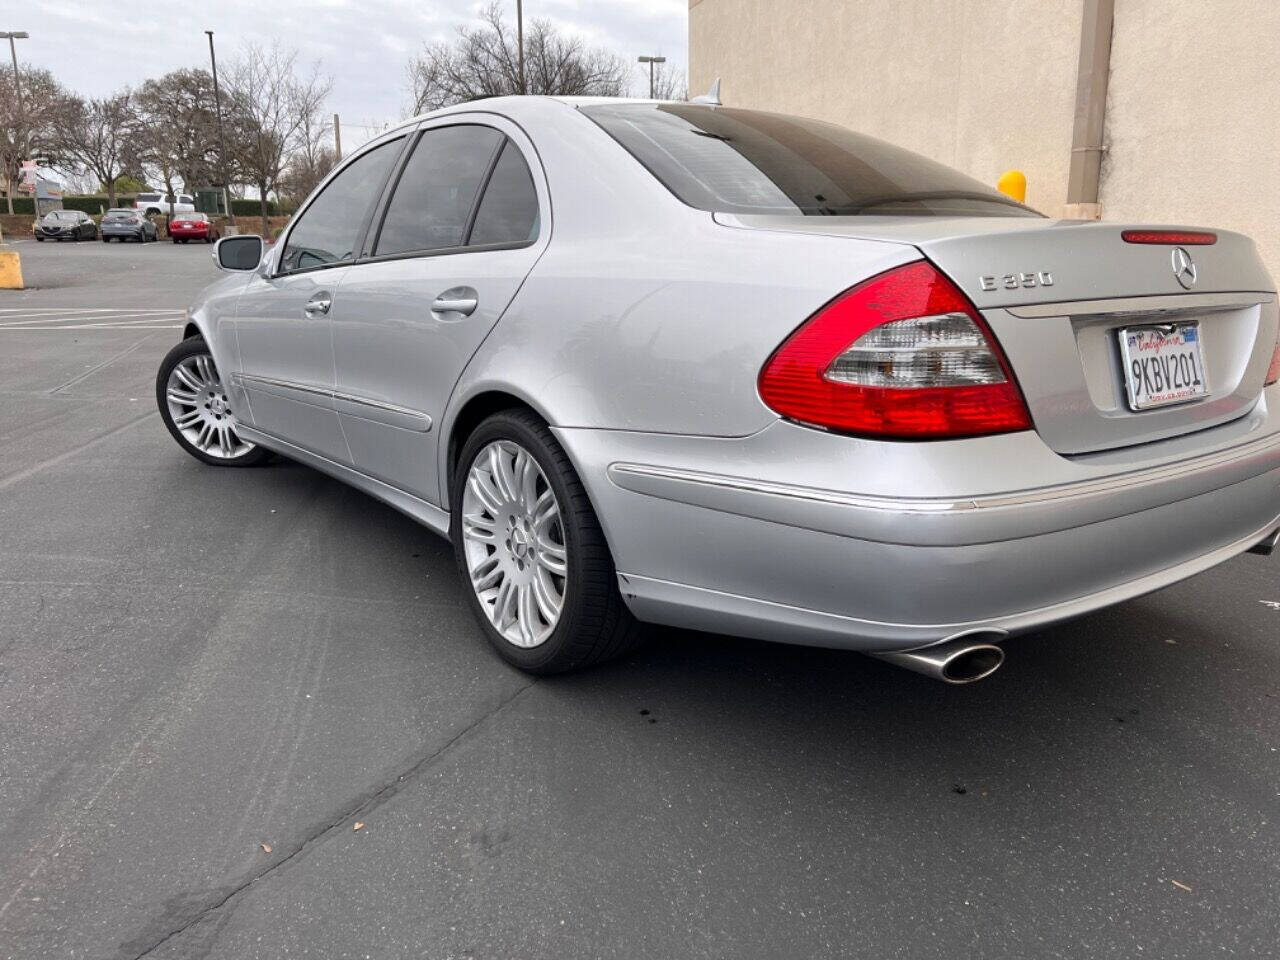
(135, 192, 195, 216)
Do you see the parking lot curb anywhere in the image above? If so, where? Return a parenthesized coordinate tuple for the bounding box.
(0, 248, 24, 289)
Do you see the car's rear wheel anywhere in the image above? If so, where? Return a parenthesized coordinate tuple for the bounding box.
(156, 338, 269, 467)
(452, 409, 644, 674)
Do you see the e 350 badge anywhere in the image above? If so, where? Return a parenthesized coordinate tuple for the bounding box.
(979, 271, 1054, 292)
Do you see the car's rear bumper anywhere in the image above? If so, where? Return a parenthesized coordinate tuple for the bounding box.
(554, 387, 1280, 652)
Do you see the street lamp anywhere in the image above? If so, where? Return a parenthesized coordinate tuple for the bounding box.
(205, 29, 234, 225)
(638, 55, 666, 100)
(516, 0, 525, 95)
(1, 31, 29, 217)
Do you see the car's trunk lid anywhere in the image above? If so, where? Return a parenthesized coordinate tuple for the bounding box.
(716, 213, 1279, 454)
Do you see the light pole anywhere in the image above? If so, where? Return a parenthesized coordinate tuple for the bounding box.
(205, 29, 234, 226)
(1, 31, 29, 216)
(516, 0, 525, 95)
(638, 55, 666, 100)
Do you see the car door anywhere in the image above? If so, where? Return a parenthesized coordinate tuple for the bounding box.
(329, 118, 549, 505)
(232, 134, 406, 463)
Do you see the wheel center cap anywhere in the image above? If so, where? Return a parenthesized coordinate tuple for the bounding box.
(510, 526, 531, 560)
(210, 396, 227, 415)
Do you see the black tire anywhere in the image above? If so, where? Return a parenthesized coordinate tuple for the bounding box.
(155, 338, 271, 468)
(35, 236, 43, 242)
(451, 408, 645, 674)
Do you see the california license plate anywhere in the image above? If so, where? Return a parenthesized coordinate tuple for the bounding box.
(1118, 323, 1208, 411)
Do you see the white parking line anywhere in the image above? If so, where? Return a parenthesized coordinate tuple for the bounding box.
(0, 312, 183, 327)
(0, 308, 185, 331)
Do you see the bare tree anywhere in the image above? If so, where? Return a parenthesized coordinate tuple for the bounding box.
(133, 70, 224, 202)
(638, 62, 687, 101)
(228, 42, 332, 229)
(0, 66, 73, 214)
(279, 79, 336, 207)
(54, 92, 135, 208)
(408, 2, 627, 113)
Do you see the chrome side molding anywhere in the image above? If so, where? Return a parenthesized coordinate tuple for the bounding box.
(231, 373, 432, 432)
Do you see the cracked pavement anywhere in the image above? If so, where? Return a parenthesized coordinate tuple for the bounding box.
(2, 240, 1280, 959)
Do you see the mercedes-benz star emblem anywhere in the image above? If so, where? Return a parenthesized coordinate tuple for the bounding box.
(1171, 247, 1198, 289)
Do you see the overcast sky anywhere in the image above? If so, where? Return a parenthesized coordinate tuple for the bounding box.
(20, 0, 688, 148)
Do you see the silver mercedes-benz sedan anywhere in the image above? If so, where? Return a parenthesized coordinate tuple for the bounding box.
(155, 96, 1280, 682)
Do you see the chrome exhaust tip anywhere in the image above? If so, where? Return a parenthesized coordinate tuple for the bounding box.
(869, 630, 1007, 684)
(1247, 528, 1280, 556)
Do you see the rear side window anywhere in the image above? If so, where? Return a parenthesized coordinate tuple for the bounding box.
(375, 125, 502, 256)
(468, 141, 539, 246)
(582, 103, 1038, 218)
(280, 136, 403, 272)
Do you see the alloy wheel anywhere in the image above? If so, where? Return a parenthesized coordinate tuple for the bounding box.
(164, 353, 254, 459)
(461, 440, 568, 648)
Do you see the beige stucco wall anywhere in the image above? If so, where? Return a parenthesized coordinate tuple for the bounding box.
(690, 0, 1280, 283)
(1102, 0, 1280, 282)
(689, 0, 1084, 215)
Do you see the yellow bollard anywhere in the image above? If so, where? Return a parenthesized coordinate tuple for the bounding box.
(997, 169, 1027, 204)
(0, 249, 23, 290)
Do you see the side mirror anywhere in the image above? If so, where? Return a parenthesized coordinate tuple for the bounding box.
(214, 234, 264, 272)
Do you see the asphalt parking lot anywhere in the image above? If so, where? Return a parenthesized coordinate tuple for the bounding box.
(2, 237, 1279, 959)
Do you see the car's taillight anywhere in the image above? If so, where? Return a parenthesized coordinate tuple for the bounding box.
(758, 260, 1032, 439)
(1265, 326, 1280, 387)
(1121, 230, 1217, 245)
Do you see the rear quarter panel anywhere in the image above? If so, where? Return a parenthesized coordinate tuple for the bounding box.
(445, 101, 918, 448)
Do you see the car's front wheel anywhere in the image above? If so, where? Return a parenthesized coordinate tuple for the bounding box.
(156, 338, 270, 467)
(452, 409, 644, 674)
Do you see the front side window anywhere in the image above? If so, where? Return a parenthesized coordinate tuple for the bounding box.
(468, 141, 539, 247)
(582, 103, 1038, 218)
(375, 125, 502, 257)
(280, 137, 403, 273)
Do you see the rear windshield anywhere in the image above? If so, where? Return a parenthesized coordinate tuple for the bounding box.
(176, 213, 207, 221)
(106, 209, 135, 215)
(137, 193, 161, 202)
(581, 103, 1038, 218)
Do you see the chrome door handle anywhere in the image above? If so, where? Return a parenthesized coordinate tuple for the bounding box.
(303, 294, 332, 318)
(431, 288, 478, 316)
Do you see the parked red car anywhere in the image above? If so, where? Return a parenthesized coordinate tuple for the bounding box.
(168, 213, 219, 244)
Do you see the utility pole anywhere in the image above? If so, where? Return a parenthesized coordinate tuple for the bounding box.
(205, 30, 234, 225)
(1, 31, 29, 216)
(638, 55, 666, 100)
(516, 0, 525, 95)
(333, 113, 342, 162)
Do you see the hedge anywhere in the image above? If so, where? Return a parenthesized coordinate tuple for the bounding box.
(1, 195, 136, 215)
(231, 198, 278, 216)
(2, 194, 283, 217)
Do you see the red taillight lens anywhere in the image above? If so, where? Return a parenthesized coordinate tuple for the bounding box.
(1122, 230, 1217, 245)
(1265, 328, 1280, 387)
(758, 261, 1032, 439)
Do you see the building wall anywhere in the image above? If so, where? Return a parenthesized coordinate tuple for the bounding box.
(688, 0, 1083, 215)
(689, 0, 1280, 282)
(1101, 0, 1280, 282)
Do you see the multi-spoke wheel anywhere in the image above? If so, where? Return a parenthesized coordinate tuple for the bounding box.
(461, 439, 568, 648)
(452, 409, 644, 674)
(155, 338, 270, 467)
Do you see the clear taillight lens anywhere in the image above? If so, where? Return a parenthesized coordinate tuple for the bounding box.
(825, 312, 1007, 389)
(758, 260, 1032, 439)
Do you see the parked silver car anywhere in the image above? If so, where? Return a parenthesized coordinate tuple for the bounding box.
(101, 208, 158, 243)
(155, 97, 1280, 681)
